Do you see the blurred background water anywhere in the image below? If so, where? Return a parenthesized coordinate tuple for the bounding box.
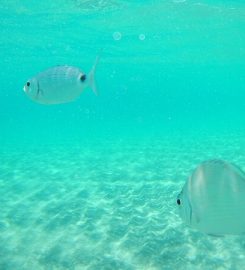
(1, 0, 245, 144)
(0, 1, 245, 269)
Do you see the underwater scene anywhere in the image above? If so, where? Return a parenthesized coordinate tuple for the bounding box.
(0, 1, 245, 269)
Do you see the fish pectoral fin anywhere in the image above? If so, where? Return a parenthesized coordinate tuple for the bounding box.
(192, 212, 200, 224)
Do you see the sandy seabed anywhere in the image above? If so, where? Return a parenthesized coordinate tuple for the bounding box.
(1, 133, 245, 270)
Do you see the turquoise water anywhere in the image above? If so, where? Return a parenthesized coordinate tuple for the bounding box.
(1, 1, 245, 269)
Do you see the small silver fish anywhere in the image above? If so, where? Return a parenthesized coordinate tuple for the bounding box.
(177, 159, 245, 235)
(23, 56, 99, 105)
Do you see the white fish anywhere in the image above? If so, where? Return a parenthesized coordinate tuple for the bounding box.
(177, 159, 245, 235)
(23, 56, 99, 105)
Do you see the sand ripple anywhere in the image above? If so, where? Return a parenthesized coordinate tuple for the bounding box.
(1, 135, 245, 269)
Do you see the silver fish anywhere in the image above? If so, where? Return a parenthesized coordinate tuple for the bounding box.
(177, 159, 245, 235)
(23, 56, 99, 105)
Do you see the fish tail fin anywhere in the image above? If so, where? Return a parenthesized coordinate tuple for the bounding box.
(88, 54, 100, 96)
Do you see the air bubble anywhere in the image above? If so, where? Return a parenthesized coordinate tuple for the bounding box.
(113, 32, 122, 41)
(139, 34, 145, 41)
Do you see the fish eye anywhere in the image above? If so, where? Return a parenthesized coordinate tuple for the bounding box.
(80, 74, 86, 82)
(26, 81, 30, 87)
(177, 198, 181, 205)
